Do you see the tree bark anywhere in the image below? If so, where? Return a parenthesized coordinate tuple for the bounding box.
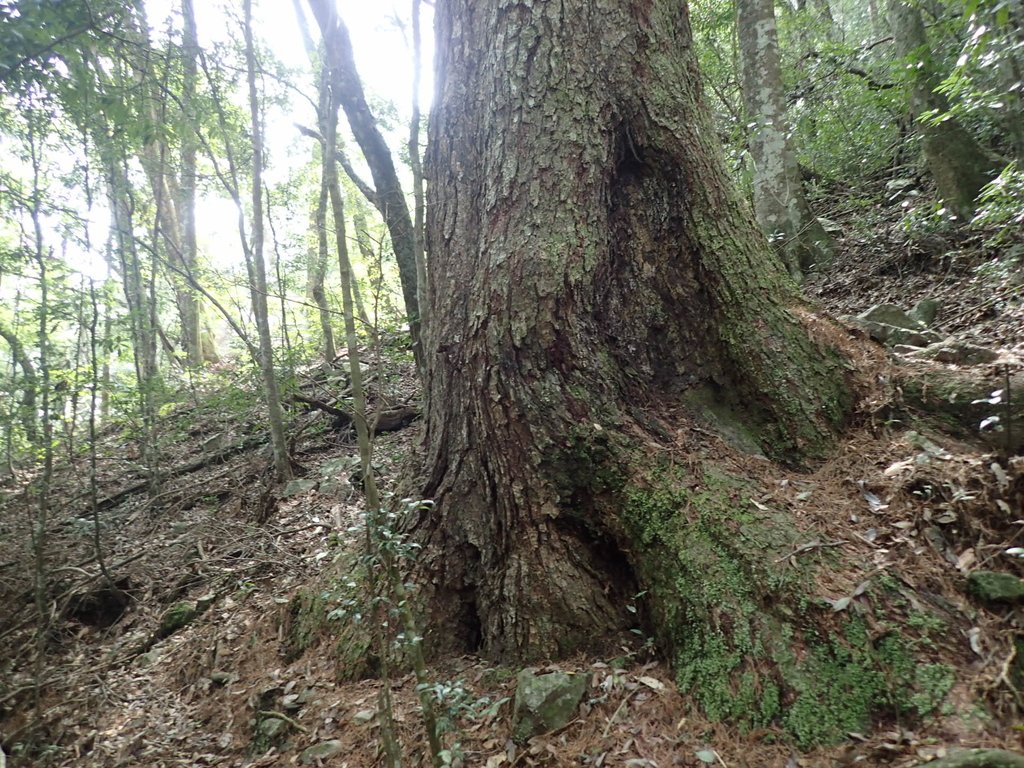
(129, 0, 206, 368)
(417, 0, 853, 660)
(737, 0, 835, 277)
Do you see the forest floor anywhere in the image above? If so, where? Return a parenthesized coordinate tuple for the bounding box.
(1, 186, 1023, 767)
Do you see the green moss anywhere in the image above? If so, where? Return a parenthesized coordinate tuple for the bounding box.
(283, 590, 327, 661)
(911, 664, 956, 716)
(621, 464, 805, 732)
(283, 581, 377, 681)
(620, 463, 959, 747)
(779, 623, 955, 747)
(543, 423, 626, 513)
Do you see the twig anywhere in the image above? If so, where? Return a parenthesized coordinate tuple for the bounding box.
(602, 689, 639, 737)
(256, 710, 309, 733)
(774, 539, 847, 563)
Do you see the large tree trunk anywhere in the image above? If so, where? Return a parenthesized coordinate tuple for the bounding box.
(417, 0, 853, 661)
(737, 0, 835, 278)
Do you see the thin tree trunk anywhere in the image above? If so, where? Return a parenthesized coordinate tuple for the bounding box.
(310, 162, 337, 362)
(306, 0, 423, 370)
(244, 0, 292, 481)
(409, 0, 428, 349)
(178, 0, 204, 366)
(352, 202, 398, 323)
(100, 139, 161, 493)
(0, 319, 38, 443)
(737, 0, 834, 277)
(27, 107, 54, 713)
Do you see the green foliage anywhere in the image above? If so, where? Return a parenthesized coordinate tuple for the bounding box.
(973, 162, 1024, 243)
(927, 0, 1024, 152)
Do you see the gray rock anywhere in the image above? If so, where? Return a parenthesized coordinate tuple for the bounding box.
(257, 717, 289, 740)
(301, 740, 344, 764)
(855, 318, 942, 347)
(817, 217, 843, 234)
(317, 480, 345, 498)
(352, 708, 375, 724)
(912, 340, 999, 366)
(886, 178, 917, 195)
(909, 298, 940, 327)
(967, 571, 1024, 605)
(884, 326, 944, 347)
(283, 479, 318, 497)
(858, 303, 925, 331)
(512, 669, 588, 743)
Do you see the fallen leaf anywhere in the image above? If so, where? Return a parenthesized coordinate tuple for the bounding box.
(956, 549, 976, 571)
(883, 459, 914, 477)
(637, 676, 666, 692)
(991, 462, 1010, 491)
(829, 596, 852, 612)
(857, 481, 889, 512)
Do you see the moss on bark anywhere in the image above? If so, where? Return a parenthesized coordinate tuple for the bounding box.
(617, 460, 956, 746)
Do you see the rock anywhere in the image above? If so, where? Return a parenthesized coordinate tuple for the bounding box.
(257, 717, 289, 740)
(302, 740, 344, 763)
(138, 650, 161, 667)
(886, 178, 917, 196)
(884, 326, 944, 347)
(817, 217, 843, 234)
(158, 601, 198, 638)
(283, 479, 318, 497)
(967, 571, 1024, 605)
(909, 298, 940, 327)
(892, 344, 921, 356)
(909, 748, 1024, 768)
(858, 303, 925, 331)
(318, 480, 345, 498)
(512, 669, 588, 743)
(352, 708, 376, 724)
(209, 671, 233, 685)
(856, 319, 942, 347)
(912, 340, 999, 366)
(850, 305, 943, 348)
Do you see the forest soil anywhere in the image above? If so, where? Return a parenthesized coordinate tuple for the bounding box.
(1, 193, 1022, 766)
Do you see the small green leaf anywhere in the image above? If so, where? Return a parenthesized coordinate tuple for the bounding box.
(695, 749, 717, 764)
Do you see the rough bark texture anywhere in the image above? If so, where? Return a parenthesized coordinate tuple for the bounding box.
(737, 0, 834, 277)
(888, 0, 994, 219)
(417, 0, 853, 660)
